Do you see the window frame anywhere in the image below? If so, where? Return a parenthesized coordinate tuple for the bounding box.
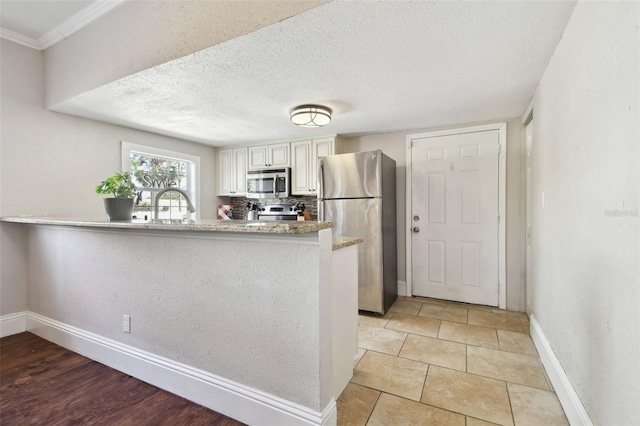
(121, 141, 201, 221)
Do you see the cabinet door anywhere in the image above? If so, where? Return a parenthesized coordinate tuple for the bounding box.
(310, 138, 335, 193)
(233, 148, 247, 195)
(291, 140, 313, 195)
(314, 137, 334, 160)
(218, 149, 234, 195)
(269, 143, 290, 167)
(248, 146, 268, 169)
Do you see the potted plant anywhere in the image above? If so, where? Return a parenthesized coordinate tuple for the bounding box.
(95, 172, 137, 221)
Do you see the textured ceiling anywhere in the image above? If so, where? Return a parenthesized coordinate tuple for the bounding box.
(51, 1, 576, 147)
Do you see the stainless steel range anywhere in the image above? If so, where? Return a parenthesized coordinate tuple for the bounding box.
(256, 204, 298, 221)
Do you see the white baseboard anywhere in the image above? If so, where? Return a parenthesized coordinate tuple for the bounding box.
(25, 312, 336, 426)
(530, 314, 593, 426)
(397, 280, 407, 297)
(0, 311, 27, 337)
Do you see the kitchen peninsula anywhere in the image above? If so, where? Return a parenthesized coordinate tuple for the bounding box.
(0, 217, 361, 426)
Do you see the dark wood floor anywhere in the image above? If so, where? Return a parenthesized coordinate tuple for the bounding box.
(1, 332, 245, 425)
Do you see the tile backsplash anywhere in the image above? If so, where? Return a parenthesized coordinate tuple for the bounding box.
(229, 196, 318, 220)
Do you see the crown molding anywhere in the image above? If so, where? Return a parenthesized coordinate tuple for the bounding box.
(39, 0, 127, 50)
(0, 27, 40, 50)
(1, 0, 127, 51)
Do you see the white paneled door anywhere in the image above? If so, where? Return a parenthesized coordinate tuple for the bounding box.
(410, 129, 500, 306)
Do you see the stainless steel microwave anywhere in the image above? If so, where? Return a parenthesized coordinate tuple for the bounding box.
(246, 168, 290, 198)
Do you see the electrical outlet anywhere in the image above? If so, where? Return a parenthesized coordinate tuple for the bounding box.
(123, 314, 131, 333)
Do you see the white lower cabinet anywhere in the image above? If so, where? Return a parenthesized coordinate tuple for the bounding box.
(218, 148, 247, 196)
(291, 137, 338, 195)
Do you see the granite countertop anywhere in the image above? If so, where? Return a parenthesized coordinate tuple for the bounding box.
(332, 236, 364, 251)
(0, 216, 333, 235)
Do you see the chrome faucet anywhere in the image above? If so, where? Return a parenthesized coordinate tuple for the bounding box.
(154, 187, 196, 219)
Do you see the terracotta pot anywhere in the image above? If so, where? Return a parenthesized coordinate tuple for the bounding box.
(103, 198, 134, 221)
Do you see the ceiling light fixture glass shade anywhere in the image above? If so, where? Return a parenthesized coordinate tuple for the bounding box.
(290, 104, 332, 127)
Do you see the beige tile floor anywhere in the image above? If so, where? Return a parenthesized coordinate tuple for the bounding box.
(337, 297, 569, 426)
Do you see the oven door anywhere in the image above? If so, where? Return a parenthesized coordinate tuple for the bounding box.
(257, 214, 298, 221)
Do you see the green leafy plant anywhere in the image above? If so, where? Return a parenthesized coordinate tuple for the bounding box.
(95, 172, 136, 198)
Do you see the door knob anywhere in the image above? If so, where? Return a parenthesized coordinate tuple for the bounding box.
(413, 227, 420, 233)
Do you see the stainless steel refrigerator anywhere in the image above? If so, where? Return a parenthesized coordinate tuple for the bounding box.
(318, 150, 397, 314)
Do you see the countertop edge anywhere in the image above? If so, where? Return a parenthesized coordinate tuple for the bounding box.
(332, 237, 364, 251)
(0, 216, 333, 235)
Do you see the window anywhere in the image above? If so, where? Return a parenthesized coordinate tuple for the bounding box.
(121, 142, 201, 221)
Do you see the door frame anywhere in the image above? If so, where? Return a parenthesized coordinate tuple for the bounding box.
(522, 103, 534, 314)
(405, 123, 507, 309)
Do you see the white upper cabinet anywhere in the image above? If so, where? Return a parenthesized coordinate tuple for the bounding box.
(291, 140, 313, 195)
(248, 143, 290, 170)
(247, 146, 267, 170)
(291, 137, 339, 195)
(218, 148, 247, 196)
(220, 137, 338, 196)
(269, 143, 290, 167)
(233, 149, 247, 194)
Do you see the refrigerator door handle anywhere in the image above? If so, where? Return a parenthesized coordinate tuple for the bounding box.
(318, 158, 325, 199)
(318, 159, 325, 221)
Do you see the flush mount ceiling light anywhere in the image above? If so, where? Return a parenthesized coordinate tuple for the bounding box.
(289, 104, 332, 127)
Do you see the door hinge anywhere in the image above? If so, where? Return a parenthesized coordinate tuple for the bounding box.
(497, 281, 500, 292)
(498, 144, 502, 155)
(497, 214, 500, 224)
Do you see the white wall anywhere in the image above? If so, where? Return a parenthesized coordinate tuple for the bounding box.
(344, 117, 525, 311)
(530, 1, 639, 424)
(0, 223, 28, 316)
(0, 39, 221, 316)
(25, 225, 331, 410)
